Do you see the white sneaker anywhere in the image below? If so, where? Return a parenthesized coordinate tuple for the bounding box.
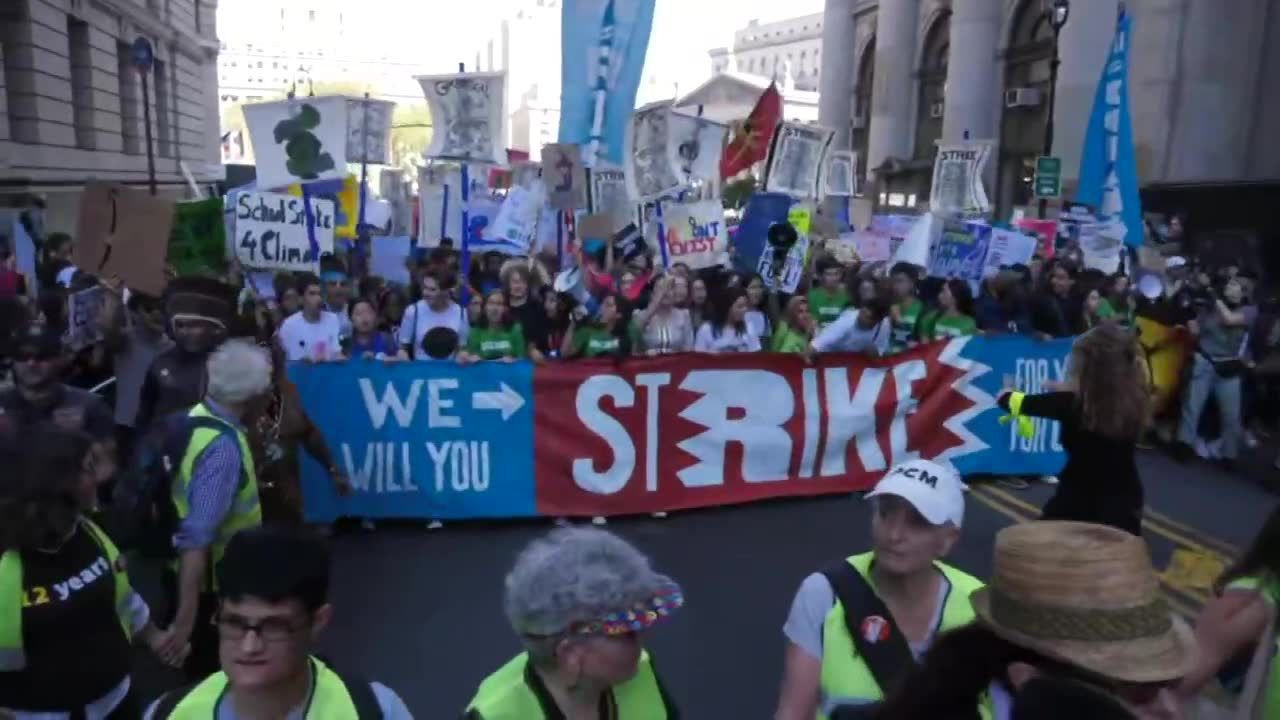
(426, 520, 444, 530)
(651, 511, 668, 518)
(1040, 475, 1059, 485)
(591, 516, 608, 526)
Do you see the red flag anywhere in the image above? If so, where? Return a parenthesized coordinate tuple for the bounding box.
(720, 82, 783, 180)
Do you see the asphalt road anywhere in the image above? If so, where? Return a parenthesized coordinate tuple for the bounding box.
(132, 448, 1279, 719)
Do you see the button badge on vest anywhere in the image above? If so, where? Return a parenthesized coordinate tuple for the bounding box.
(860, 615, 891, 644)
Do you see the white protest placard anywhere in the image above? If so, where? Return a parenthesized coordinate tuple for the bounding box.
(624, 102, 683, 202)
(417, 72, 506, 165)
(823, 151, 857, 196)
(345, 97, 396, 165)
(764, 122, 836, 199)
(656, 200, 728, 270)
(417, 166, 464, 247)
(1080, 220, 1125, 273)
(665, 110, 727, 184)
(64, 286, 105, 351)
(983, 228, 1038, 277)
(757, 236, 811, 294)
(242, 96, 349, 191)
(232, 191, 335, 272)
(851, 230, 892, 263)
(541, 144, 588, 211)
(930, 141, 993, 215)
(591, 169, 632, 232)
(487, 184, 543, 255)
(371, 236, 413, 286)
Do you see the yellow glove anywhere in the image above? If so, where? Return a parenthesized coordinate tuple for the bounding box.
(998, 391, 1036, 440)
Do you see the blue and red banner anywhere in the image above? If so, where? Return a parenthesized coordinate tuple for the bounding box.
(293, 336, 1072, 522)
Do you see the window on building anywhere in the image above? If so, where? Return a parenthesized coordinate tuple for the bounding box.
(116, 41, 142, 154)
(67, 16, 95, 148)
(154, 57, 173, 157)
(914, 12, 950, 164)
(997, 0, 1057, 214)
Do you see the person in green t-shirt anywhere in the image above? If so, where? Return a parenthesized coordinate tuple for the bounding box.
(921, 278, 978, 341)
(888, 262, 924, 354)
(462, 289, 527, 362)
(1102, 273, 1135, 331)
(807, 257, 850, 329)
(771, 296, 815, 353)
(562, 293, 629, 359)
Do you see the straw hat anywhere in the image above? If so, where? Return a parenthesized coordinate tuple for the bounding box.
(970, 521, 1195, 684)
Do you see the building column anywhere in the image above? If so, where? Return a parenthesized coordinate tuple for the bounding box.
(866, 0, 919, 180)
(943, 0, 1002, 145)
(817, 0, 858, 151)
(1048, 0, 1119, 191)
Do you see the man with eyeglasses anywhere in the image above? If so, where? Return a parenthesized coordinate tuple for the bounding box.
(146, 526, 412, 719)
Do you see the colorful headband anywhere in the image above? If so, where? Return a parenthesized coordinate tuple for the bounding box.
(566, 583, 685, 637)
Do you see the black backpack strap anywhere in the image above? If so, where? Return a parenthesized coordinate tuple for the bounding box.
(314, 656, 384, 720)
(820, 559, 916, 697)
(149, 682, 199, 719)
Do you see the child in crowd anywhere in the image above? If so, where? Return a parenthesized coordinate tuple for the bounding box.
(771, 296, 815, 354)
(463, 289, 526, 362)
(562, 293, 630, 359)
(921, 278, 978, 341)
(808, 257, 850, 328)
(888, 262, 924, 353)
(695, 286, 761, 354)
(346, 298, 405, 360)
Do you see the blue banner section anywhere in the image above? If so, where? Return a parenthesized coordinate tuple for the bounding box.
(733, 191, 794, 274)
(1076, 9, 1143, 247)
(951, 335, 1073, 478)
(559, 0, 656, 166)
(291, 360, 537, 522)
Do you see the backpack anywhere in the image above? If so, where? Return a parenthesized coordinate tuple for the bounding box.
(106, 410, 230, 559)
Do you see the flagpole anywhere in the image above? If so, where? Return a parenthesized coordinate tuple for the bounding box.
(653, 199, 670, 269)
(457, 62, 472, 305)
(356, 92, 371, 256)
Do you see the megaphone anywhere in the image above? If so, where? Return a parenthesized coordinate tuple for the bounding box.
(1136, 271, 1165, 300)
(553, 266, 601, 318)
(766, 221, 799, 284)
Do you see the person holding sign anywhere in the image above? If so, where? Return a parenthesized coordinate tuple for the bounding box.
(276, 274, 343, 363)
(561, 293, 630, 360)
(462, 290, 527, 363)
(919, 280, 978, 342)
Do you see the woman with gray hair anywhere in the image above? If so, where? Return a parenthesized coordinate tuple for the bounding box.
(464, 527, 685, 719)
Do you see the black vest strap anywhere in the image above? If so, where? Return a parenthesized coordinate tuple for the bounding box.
(150, 660, 384, 719)
(150, 681, 199, 719)
(821, 560, 917, 699)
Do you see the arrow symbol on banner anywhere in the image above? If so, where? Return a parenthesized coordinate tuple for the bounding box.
(471, 382, 525, 421)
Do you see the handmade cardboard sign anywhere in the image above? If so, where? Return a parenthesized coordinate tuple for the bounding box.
(930, 142, 993, 215)
(418, 71, 506, 165)
(72, 182, 174, 296)
(64, 286, 105, 351)
(657, 200, 727, 270)
(231, 191, 335, 272)
(542, 143, 588, 211)
(242, 96, 349, 191)
(346, 97, 396, 165)
(764, 122, 835, 199)
(624, 102, 682, 202)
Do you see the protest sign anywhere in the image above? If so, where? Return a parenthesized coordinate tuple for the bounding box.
(665, 110, 727, 184)
(757, 235, 810, 294)
(418, 167, 464, 247)
(1014, 217, 1059, 259)
(169, 198, 227, 277)
(370, 236, 413, 286)
(930, 222, 992, 285)
(983, 228, 1038, 276)
(541, 143, 588, 211)
(590, 169, 632, 232)
(764, 122, 835, 199)
(417, 72, 506, 165)
(242, 96, 348, 191)
(624, 102, 683, 202)
(930, 142, 993, 215)
(733, 191, 793, 275)
(345, 97, 395, 165)
(891, 212, 937, 270)
(286, 175, 359, 239)
(657, 200, 727, 270)
(1080, 221, 1124, 273)
(823, 150, 857, 196)
(11, 216, 37, 288)
(231, 191, 335, 272)
(73, 182, 174, 296)
(487, 185, 542, 254)
(64, 286, 105, 351)
(787, 206, 812, 234)
(851, 230, 892, 263)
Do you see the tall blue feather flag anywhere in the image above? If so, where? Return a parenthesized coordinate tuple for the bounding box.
(559, 0, 656, 167)
(1076, 7, 1143, 247)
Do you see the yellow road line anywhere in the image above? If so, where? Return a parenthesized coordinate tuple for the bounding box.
(1143, 506, 1240, 556)
(968, 485, 1205, 620)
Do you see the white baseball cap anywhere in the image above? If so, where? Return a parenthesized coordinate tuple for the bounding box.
(865, 459, 965, 528)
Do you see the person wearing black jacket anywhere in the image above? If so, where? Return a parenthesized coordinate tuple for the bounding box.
(1031, 259, 1081, 339)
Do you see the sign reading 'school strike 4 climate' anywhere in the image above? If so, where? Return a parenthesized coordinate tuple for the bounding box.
(294, 336, 1071, 521)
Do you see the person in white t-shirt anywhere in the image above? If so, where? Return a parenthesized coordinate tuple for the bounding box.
(694, 286, 762, 353)
(397, 270, 470, 360)
(807, 292, 892, 359)
(276, 273, 344, 362)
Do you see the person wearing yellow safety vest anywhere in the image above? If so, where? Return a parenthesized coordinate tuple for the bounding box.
(146, 525, 412, 719)
(463, 527, 685, 719)
(773, 459, 987, 720)
(0, 426, 185, 719)
(1179, 503, 1280, 718)
(155, 339, 273, 681)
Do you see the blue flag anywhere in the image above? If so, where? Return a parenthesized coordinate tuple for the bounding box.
(1076, 8, 1143, 247)
(559, 0, 656, 167)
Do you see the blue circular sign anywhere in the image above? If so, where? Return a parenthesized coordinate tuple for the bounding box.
(130, 37, 154, 72)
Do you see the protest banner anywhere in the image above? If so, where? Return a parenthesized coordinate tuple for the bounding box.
(983, 228, 1038, 277)
(232, 191, 335, 272)
(764, 122, 835, 199)
(73, 182, 174, 296)
(929, 222, 991, 286)
(286, 175, 359, 239)
(591, 169, 633, 232)
(657, 200, 727, 270)
(417, 71, 506, 165)
(345, 97, 396, 165)
(665, 109, 727, 184)
(242, 96, 349, 191)
(823, 150, 857, 196)
(756, 235, 810, 294)
(486, 184, 542, 254)
(850, 230, 892, 263)
(64, 286, 105, 351)
(169, 197, 227, 276)
(624, 102, 683, 202)
(298, 336, 1070, 520)
(541, 143, 588, 211)
(930, 142, 993, 215)
(732, 191, 793, 275)
(1015, 217, 1058, 258)
(559, 0, 656, 167)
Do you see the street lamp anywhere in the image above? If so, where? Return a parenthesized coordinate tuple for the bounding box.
(1038, 0, 1070, 218)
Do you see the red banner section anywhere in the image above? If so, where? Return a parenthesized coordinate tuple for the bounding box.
(533, 343, 990, 516)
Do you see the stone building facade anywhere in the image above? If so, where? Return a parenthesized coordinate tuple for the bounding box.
(0, 0, 222, 234)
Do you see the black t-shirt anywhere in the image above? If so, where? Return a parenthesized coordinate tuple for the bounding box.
(510, 299, 546, 355)
(0, 384, 115, 440)
(0, 523, 133, 710)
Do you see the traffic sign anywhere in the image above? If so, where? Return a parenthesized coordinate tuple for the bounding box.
(1034, 156, 1062, 199)
(130, 37, 154, 72)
